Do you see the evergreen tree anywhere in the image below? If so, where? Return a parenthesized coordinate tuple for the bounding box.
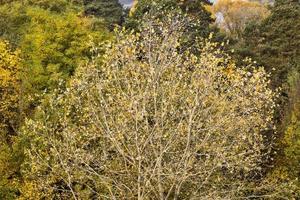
(126, 0, 214, 50)
(238, 0, 300, 87)
(83, 0, 124, 29)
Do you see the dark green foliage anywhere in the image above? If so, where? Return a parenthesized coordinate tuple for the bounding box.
(27, 0, 74, 13)
(234, 0, 300, 190)
(83, 0, 124, 29)
(126, 0, 214, 48)
(0, 3, 29, 46)
(236, 0, 300, 87)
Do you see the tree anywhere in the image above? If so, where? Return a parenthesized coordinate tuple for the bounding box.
(126, 0, 214, 50)
(21, 13, 295, 199)
(0, 1, 82, 47)
(0, 2, 30, 46)
(19, 6, 111, 112)
(0, 2, 113, 114)
(212, 0, 270, 39)
(0, 3, 111, 198)
(1, 1, 112, 113)
(237, 0, 300, 87)
(83, 0, 124, 29)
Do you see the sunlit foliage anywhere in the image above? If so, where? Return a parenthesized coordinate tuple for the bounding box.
(212, 0, 270, 39)
(20, 6, 111, 111)
(0, 0, 298, 199)
(21, 13, 294, 199)
(0, 1, 111, 112)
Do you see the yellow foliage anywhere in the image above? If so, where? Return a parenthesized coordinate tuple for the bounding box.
(0, 40, 21, 134)
(0, 40, 22, 199)
(17, 181, 44, 200)
(129, 0, 138, 16)
(22, 14, 283, 198)
(212, 0, 270, 38)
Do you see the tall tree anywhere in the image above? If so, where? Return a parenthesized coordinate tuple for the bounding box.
(21, 13, 295, 199)
(0, 2, 112, 198)
(212, 0, 270, 39)
(238, 0, 300, 87)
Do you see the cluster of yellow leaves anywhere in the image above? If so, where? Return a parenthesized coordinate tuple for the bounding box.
(0, 40, 21, 135)
(0, 40, 22, 200)
(17, 181, 45, 200)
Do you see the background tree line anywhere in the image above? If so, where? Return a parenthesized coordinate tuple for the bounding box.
(0, 0, 299, 199)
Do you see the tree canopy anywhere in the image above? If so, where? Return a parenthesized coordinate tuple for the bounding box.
(83, 0, 124, 29)
(238, 0, 300, 87)
(127, 0, 214, 44)
(212, 0, 270, 39)
(21, 13, 296, 199)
